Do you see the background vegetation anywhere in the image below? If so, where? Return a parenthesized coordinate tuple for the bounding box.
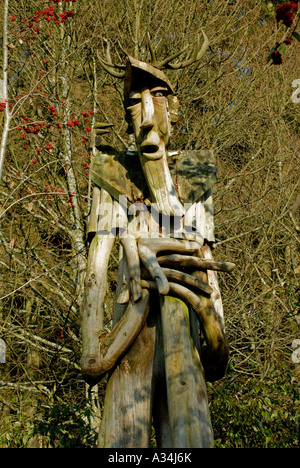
(0, 0, 299, 448)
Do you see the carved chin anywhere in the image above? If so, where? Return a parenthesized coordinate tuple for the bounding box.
(141, 150, 163, 160)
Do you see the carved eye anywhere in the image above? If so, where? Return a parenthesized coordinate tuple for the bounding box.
(128, 98, 141, 107)
(151, 87, 168, 98)
(153, 90, 167, 98)
(128, 91, 141, 107)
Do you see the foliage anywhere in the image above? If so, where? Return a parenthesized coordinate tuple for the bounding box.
(0, 394, 98, 447)
(209, 366, 299, 448)
(32, 402, 98, 448)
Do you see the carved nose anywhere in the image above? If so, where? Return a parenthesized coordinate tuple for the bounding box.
(141, 116, 154, 129)
(141, 89, 155, 129)
(141, 131, 160, 153)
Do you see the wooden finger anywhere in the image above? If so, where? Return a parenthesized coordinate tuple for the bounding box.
(157, 254, 236, 272)
(120, 237, 143, 302)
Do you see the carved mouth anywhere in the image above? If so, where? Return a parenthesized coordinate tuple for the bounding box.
(140, 140, 162, 160)
(139, 130, 164, 160)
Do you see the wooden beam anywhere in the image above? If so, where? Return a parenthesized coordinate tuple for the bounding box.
(160, 296, 214, 447)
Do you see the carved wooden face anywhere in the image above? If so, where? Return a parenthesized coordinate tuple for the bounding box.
(127, 85, 171, 161)
(124, 60, 182, 216)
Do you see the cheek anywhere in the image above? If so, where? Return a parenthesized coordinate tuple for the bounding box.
(158, 109, 170, 143)
(128, 105, 142, 134)
(154, 101, 170, 138)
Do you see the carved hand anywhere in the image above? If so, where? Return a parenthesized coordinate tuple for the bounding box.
(119, 235, 235, 304)
(117, 235, 235, 383)
(118, 235, 202, 302)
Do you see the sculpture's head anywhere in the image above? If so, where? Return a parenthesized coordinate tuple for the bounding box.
(97, 33, 209, 215)
(123, 56, 179, 155)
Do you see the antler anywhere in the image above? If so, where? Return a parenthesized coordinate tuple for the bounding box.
(98, 31, 209, 79)
(97, 39, 126, 78)
(148, 30, 210, 70)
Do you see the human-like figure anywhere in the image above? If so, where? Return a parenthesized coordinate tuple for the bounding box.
(80, 35, 235, 448)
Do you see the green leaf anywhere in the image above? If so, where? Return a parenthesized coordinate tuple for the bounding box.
(292, 31, 300, 42)
(264, 396, 272, 406)
(265, 436, 271, 445)
(277, 43, 287, 55)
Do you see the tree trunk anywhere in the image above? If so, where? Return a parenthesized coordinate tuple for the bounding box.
(0, 0, 11, 184)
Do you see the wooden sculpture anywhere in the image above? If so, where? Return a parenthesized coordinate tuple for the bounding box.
(80, 33, 235, 448)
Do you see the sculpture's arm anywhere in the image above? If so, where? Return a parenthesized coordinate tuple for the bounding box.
(120, 237, 143, 302)
(81, 190, 150, 387)
(81, 289, 150, 386)
(81, 232, 150, 387)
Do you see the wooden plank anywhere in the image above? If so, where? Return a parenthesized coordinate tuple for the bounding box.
(189, 248, 229, 383)
(160, 296, 214, 448)
(98, 318, 156, 448)
(91, 150, 218, 207)
(87, 185, 101, 237)
(202, 244, 225, 330)
(80, 232, 115, 384)
(203, 189, 215, 243)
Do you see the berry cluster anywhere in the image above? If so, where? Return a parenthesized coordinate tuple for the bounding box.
(269, 1, 299, 64)
(276, 1, 298, 27)
(0, 101, 7, 112)
(10, 1, 77, 42)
